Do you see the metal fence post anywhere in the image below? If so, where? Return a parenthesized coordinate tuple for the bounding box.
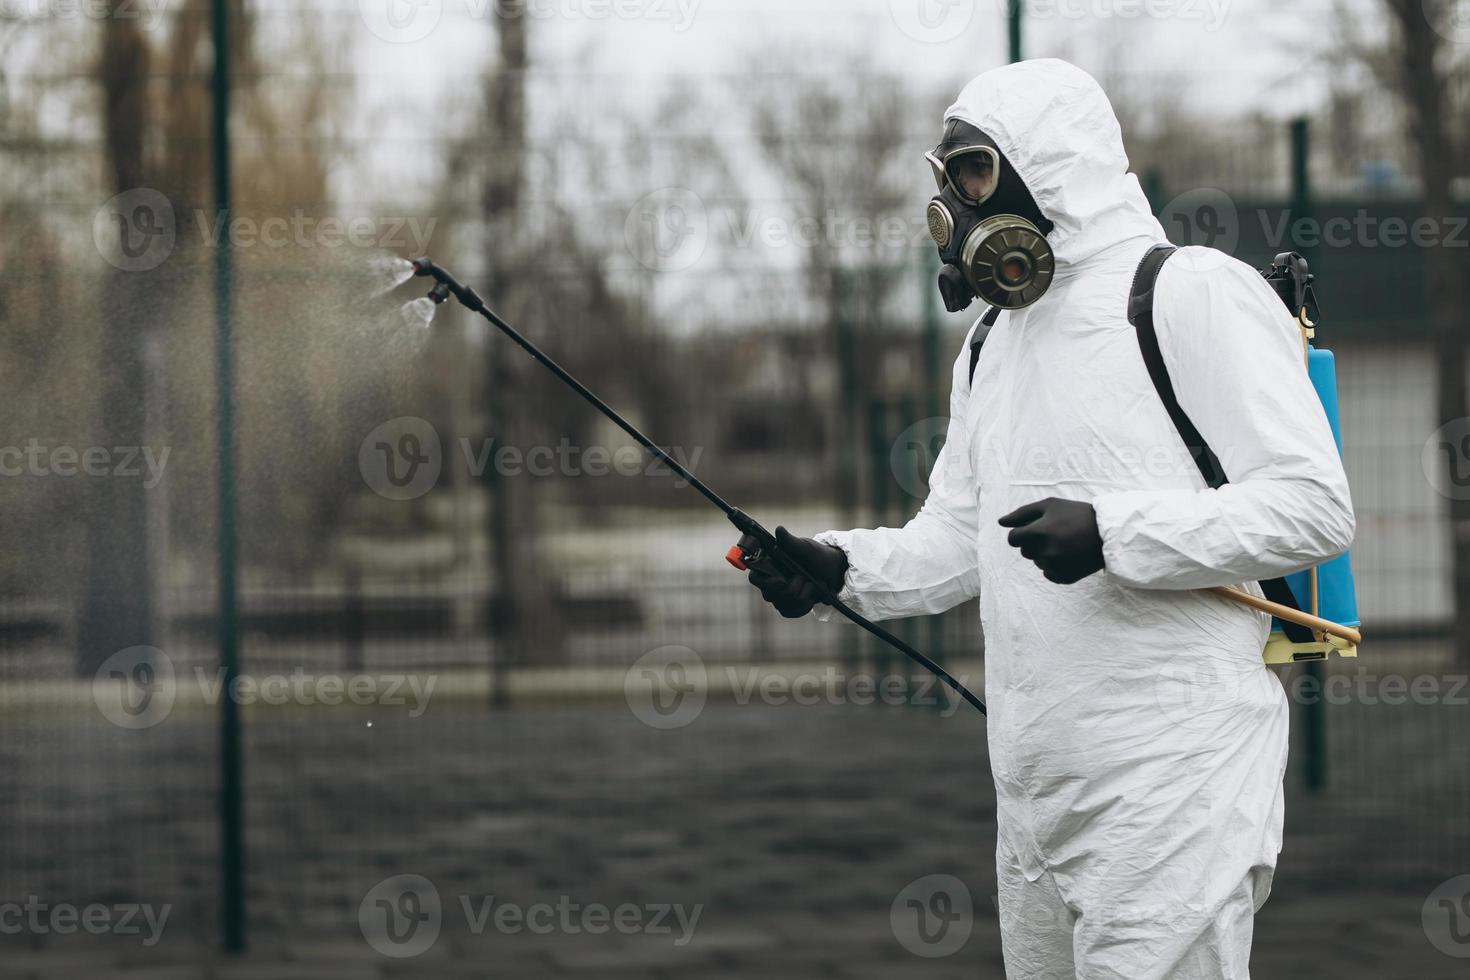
(921, 252, 947, 685)
(1007, 0, 1023, 63)
(1290, 116, 1327, 794)
(212, 0, 246, 953)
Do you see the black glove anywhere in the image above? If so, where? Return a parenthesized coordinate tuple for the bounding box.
(998, 497, 1105, 585)
(747, 526, 850, 619)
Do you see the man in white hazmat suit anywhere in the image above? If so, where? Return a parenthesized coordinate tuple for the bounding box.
(746, 60, 1355, 979)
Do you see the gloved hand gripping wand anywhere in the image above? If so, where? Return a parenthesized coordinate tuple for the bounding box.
(411, 258, 986, 715)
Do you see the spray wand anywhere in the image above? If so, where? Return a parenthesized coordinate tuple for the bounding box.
(411, 257, 986, 716)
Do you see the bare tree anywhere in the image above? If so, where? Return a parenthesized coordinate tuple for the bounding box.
(1372, 2, 1470, 661)
(78, 3, 158, 673)
(748, 58, 917, 523)
(480, 8, 567, 674)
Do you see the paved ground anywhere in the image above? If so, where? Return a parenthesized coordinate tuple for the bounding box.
(1, 673, 1467, 979)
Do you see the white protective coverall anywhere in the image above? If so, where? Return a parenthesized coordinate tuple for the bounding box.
(813, 60, 1354, 979)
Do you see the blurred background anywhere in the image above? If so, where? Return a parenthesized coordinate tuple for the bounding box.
(1, 0, 1468, 976)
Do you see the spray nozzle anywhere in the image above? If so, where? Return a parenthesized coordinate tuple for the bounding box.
(409, 257, 484, 313)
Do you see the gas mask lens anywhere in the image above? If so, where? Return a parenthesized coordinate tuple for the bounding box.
(926, 145, 999, 206)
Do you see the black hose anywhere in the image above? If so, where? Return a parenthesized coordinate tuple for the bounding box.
(411, 257, 986, 716)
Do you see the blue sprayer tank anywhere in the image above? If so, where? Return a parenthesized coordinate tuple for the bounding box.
(1262, 340, 1361, 664)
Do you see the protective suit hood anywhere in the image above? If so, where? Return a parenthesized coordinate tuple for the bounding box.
(943, 59, 1166, 270)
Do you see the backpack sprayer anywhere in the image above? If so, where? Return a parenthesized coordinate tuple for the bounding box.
(1229, 252, 1361, 662)
(1126, 247, 1361, 661)
(410, 258, 987, 715)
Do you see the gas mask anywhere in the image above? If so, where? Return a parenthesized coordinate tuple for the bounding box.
(925, 119, 1055, 313)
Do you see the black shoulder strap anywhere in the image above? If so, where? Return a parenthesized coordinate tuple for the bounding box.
(967, 305, 1002, 385)
(1129, 244, 1228, 489)
(1128, 243, 1313, 642)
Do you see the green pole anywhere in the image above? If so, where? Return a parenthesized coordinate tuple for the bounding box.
(920, 253, 947, 698)
(1142, 167, 1163, 216)
(1289, 116, 1326, 794)
(212, 0, 245, 953)
(1007, 0, 1023, 63)
(866, 398, 890, 686)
